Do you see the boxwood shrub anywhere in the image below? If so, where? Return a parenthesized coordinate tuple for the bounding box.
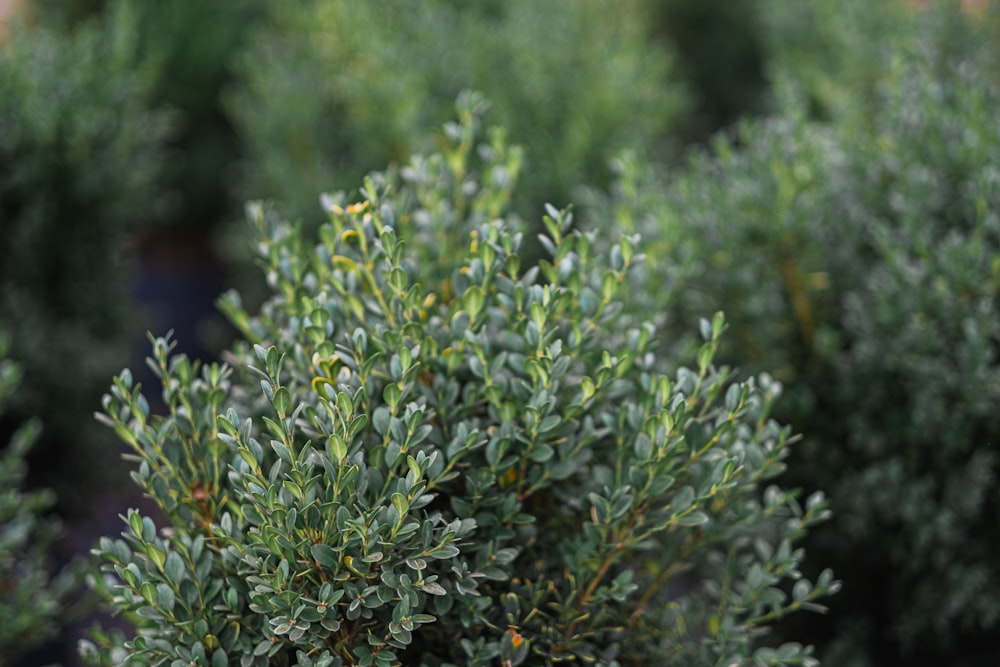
(82, 101, 836, 667)
(226, 0, 688, 230)
(587, 3, 1000, 665)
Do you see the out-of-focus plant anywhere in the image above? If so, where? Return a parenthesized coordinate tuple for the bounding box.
(128, 0, 265, 235)
(227, 0, 688, 231)
(82, 99, 836, 667)
(0, 335, 75, 667)
(31, 0, 267, 235)
(0, 3, 174, 511)
(754, 0, 905, 121)
(587, 3, 1000, 665)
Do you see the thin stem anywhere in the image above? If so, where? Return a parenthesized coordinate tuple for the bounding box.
(628, 561, 690, 626)
(561, 537, 629, 643)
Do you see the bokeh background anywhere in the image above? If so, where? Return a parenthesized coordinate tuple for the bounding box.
(1, 1, 998, 665)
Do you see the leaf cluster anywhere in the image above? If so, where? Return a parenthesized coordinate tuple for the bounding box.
(586, 2, 1000, 664)
(86, 99, 835, 667)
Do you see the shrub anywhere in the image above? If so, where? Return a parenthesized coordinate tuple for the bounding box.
(83, 101, 835, 666)
(589, 107, 842, 418)
(227, 0, 687, 231)
(588, 3, 1000, 665)
(32, 0, 267, 234)
(0, 3, 173, 511)
(0, 335, 74, 666)
(753, 0, 906, 121)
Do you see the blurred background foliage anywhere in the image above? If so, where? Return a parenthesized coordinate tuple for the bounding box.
(0, 334, 76, 667)
(586, 1, 1000, 665)
(226, 0, 690, 238)
(0, 1, 173, 516)
(1, 0, 998, 665)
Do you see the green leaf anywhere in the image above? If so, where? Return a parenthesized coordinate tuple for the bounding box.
(406, 455, 421, 482)
(238, 447, 259, 469)
(609, 493, 633, 521)
(465, 286, 485, 318)
(156, 583, 175, 612)
(329, 434, 347, 462)
(140, 581, 157, 604)
(601, 271, 617, 302)
(529, 301, 545, 328)
(677, 511, 709, 527)
(697, 342, 713, 372)
(420, 581, 447, 595)
(164, 552, 185, 583)
(699, 317, 712, 342)
(265, 346, 282, 377)
(311, 543, 339, 569)
(373, 407, 391, 435)
(383, 383, 402, 409)
(537, 415, 561, 434)
(528, 443, 554, 463)
(672, 486, 695, 514)
(147, 545, 166, 570)
(113, 421, 138, 447)
(430, 544, 460, 559)
(271, 439, 292, 463)
(128, 510, 143, 537)
(391, 492, 409, 517)
(549, 460, 576, 480)
(633, 433, 652, 459)
(711, 311, 726, 339)
(273, 386, 291, 417)
(580, 288, 599, 317)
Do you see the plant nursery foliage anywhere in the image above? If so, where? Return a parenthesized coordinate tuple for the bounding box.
(0, 3, 171, 338)
(84, 100, 836, 667)
(33, 0, 268, 233)
(227, 0, 686, 231)
(0, 335, 74, 666)
(0, 3, 173, 511)
(586, 3, 1000, 665)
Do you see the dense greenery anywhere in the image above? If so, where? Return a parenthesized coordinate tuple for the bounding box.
(2, 1, 997, 665)
(33, 0, 266, 235)
(83, 103, 835, 667)
(227, 0, 688, 230)
(587, 2, 1000, 665)
(0, 336, 73, 666)
(0, 3, 173, 510)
